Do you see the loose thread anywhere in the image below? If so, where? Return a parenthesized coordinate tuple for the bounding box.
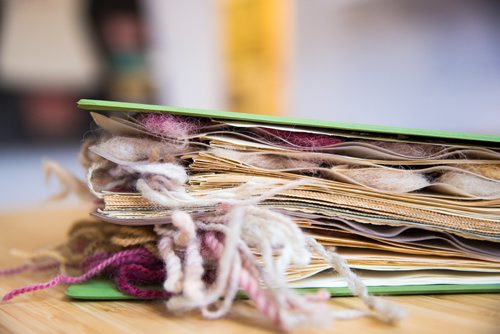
(2, 248, 155, 302)
(0, 263, 32, 276)
(307, 237, 407, 323)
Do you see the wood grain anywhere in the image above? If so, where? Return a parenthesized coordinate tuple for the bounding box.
(0, 206, 499, 334)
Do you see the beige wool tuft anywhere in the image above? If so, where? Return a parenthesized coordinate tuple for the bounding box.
(338, 168, 430, 193)
(438, 172, 500, 197)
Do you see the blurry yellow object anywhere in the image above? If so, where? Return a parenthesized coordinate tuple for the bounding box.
(222, 0, 290, 115)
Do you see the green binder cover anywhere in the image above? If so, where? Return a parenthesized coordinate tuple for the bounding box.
(78, 99, 500, 144)
(69, 99, 500, 300)
(65, 279, 500, 300)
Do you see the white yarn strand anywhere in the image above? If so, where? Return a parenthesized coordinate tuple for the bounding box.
(307, 237, 407, 323)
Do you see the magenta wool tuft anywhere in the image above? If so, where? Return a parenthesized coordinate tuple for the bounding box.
(262, 128, 343, 148)
(137, 113, 204, 138)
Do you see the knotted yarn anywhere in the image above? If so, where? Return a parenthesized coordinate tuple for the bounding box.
(131, 161, 407, 330)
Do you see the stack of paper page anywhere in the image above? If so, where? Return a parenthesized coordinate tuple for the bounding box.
(73, 99, 500, 296)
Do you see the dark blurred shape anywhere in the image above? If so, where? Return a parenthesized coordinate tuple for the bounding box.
(0, 0, 153, 144)
(21, 92, 87, 139)
(0, 90, 23, 143)
(89, 0, 154, 103)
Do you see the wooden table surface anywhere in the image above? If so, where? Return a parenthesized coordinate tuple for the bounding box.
(0, 205, 499, 334)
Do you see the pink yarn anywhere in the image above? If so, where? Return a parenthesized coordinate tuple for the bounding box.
(31, 262, 61, 272)
(83, 250, 171, 299)
(0, 263, 31, 276)
(115, 264, 170, 299)
(0, 261, 60, 276)
(203, 232, 283, 329)
(2, 248, 156, 301)
(202, 231, 331, 329)
(201, 231, 224, 259)
(260, 128, 343, 149)
(238, 265, 282, 328)
(137, 113, 204, 137)
(81, 250, 161, 272)
(81, 252, 115, 271)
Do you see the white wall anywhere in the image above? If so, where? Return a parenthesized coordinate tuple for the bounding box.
(145, 0, 226, 110)
(291, 0, 500, 134)
(144, 0, 500, 134)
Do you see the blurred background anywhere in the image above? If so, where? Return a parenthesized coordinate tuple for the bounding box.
(0, 0, 499, 207)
